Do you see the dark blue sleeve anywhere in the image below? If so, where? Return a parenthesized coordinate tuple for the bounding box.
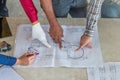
(0, 54, 17, 66)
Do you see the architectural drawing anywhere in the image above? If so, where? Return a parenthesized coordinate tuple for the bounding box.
(61, 40, 85, 60)
(14, 24, 103, 67)
(87, 62, 120, 80)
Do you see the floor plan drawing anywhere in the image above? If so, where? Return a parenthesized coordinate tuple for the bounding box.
(14, 24, 103, 67)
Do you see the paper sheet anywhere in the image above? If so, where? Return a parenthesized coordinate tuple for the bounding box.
(0, 66, 24, 80)
(14, 24, 103, 67)
(87, 62, 120, 80)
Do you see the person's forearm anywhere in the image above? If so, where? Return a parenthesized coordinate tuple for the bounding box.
(19, 0, 38, 23)
(85, 0, 104, 37)
(0, 54, 17, 66)
(40, 0, 58, 26)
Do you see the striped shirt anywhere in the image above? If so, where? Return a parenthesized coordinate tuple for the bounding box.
(84, 0, 104, 37)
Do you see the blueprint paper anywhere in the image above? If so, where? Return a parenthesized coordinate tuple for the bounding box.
(14, 24, 103, 67)
(87, 62, 120, 80)
(0, 66, 24, 80)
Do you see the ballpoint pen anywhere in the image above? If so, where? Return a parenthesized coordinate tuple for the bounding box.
(27, 53, 39, 57)
(27, 47, 39, 57)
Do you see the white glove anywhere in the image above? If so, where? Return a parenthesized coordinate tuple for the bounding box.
(32, 23, 51, 48)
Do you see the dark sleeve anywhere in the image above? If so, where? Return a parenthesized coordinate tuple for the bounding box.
(0, 54, 17, 66)
(0, 0, 9, 17)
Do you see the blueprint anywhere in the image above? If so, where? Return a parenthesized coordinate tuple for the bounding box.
(14, 24, 103, 67)
(87, 62, 120, 80)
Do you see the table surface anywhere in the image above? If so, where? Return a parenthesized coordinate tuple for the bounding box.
(0, 17, 120, 80)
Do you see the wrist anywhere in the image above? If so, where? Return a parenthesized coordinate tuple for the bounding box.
(32, 21, 40, 26)
(49, 19, 59, 26)
(16, 58, 21, 65)
(32, 22, 41, 29)
(84, 29, 94, 37)
(50, 21, 59, 28)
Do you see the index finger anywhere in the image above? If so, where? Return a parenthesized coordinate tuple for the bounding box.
(26, 54, 34, 57)
(76, 42, 86, 51)
(58, 36, 62, 49)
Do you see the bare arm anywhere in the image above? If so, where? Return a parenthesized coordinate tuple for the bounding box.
(40, 0, 63, 48)
(40, 0, 58, 26)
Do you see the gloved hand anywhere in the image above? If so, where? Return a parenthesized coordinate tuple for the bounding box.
(32, 22, 51, 48)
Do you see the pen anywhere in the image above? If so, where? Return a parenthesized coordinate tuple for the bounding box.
(27, 53, 39, 57)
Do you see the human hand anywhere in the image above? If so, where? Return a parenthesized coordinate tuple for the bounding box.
(76, 35, 92, 51)
(49, 23, 63, 48)
(32, 22, 51, 48)
(16, 53, 36, 66)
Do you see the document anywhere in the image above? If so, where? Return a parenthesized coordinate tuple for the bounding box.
(0, 66, 24, 80)
(14, 24, 103, 67)
(87, 62, 120, 80)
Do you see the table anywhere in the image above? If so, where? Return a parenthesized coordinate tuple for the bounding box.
(0, 17, 120, 80)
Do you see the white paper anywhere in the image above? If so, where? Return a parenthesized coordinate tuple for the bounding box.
(0, 66, 24, 80)
(87, 62, 120, 80)
(14, 24, 103, 67)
